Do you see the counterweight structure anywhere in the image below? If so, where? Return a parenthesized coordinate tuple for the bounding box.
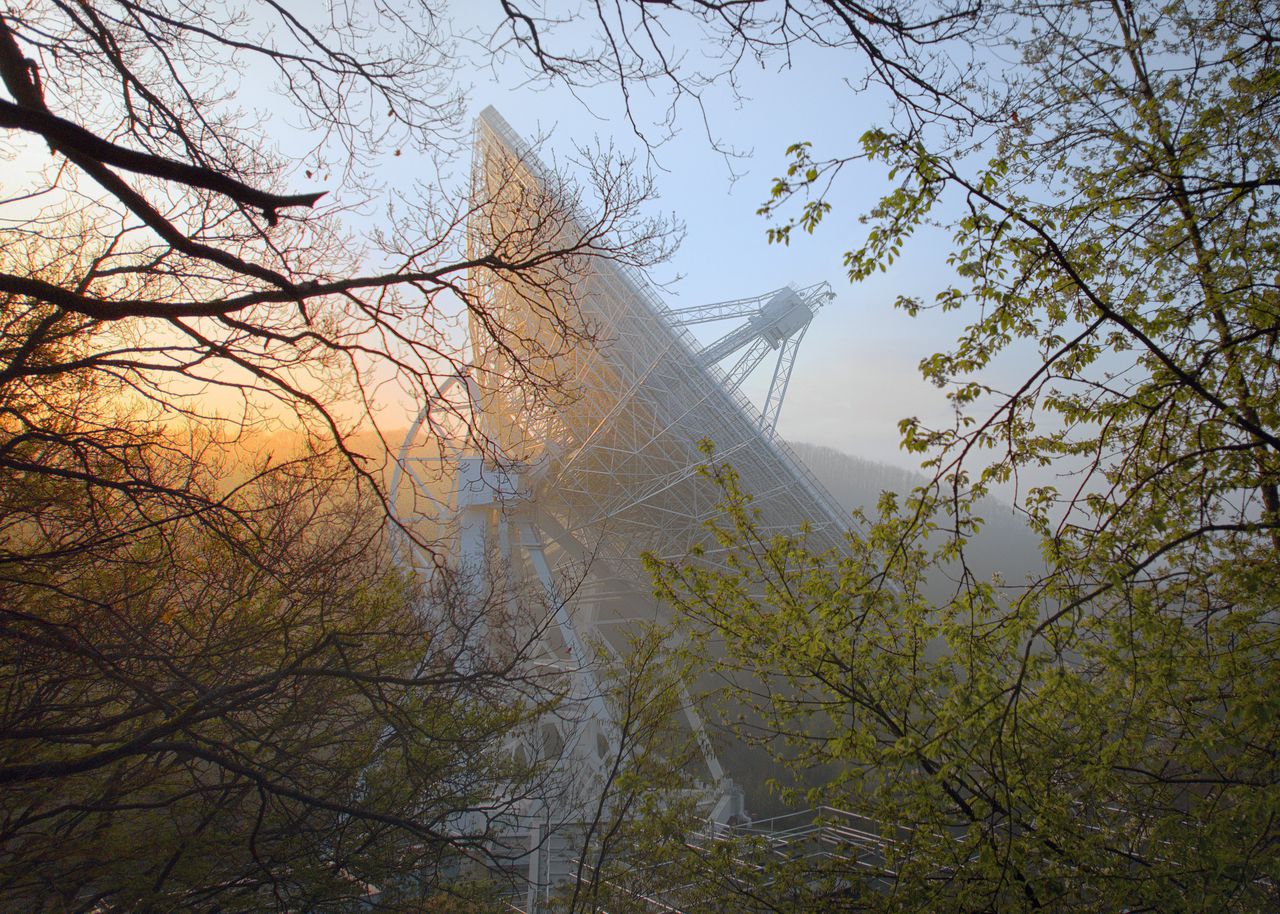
(393, 107, 850, 909)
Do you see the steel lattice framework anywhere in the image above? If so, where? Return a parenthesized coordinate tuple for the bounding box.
(393, 107, 855, 910)
(466, 107, 847, 578)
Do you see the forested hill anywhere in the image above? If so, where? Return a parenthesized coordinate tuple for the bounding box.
(789, 441, 1045, 588)
(788, 441, 928, 515)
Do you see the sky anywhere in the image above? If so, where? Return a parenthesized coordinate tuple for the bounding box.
(439, 5, 966, 473)
(0, 3, 971, 475)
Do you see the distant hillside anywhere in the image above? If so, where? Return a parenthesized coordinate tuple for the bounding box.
(789, 441, 1045, 588)
(788, 442, 928, 516)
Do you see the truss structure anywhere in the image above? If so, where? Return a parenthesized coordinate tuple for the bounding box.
(670, 281, 836, 433)
(392, 107, 852, 911)
(466, 108, 847, 574)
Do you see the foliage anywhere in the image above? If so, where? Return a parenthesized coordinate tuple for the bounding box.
(0, 431, 546, 910)
(502, 0, 1280, 911)
(648, 451, 1279, 911)
(0, 2, 673, 910)
(0, 295, 543, 909)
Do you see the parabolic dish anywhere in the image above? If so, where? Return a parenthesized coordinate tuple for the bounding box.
(466, 106, 848, 582)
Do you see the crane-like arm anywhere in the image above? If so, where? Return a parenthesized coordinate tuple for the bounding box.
(667, 290, 780, 326)
(674, 281, 836, 433)
(722, 337, 772, 391)
(760, 324, 810, 434)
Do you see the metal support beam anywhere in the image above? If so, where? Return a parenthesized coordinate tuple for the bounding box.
(519, 521, 620, 775)
(665, 283, 835, 434)
(722, 336, 772, 391)
(668, 291, 778, 326)
(699, 319, 769, 366)
(760, 323, 809, 434)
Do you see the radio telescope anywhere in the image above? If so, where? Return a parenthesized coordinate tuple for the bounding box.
(392, 107, 850, 908)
